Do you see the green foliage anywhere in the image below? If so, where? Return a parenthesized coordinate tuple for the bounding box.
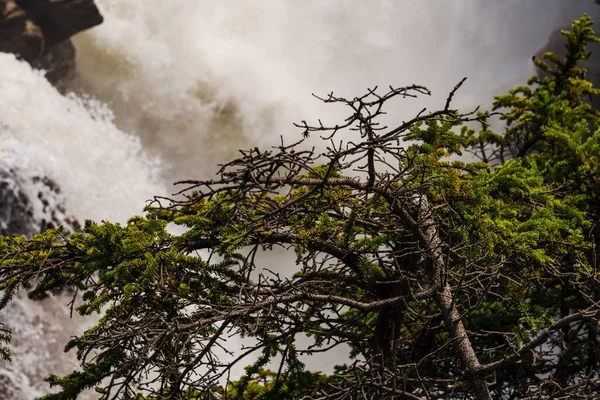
(226, 368, 328, 400)
(0, 13, 599, 400)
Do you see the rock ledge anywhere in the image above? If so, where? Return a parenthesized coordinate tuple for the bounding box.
(0, 0, 103, 90)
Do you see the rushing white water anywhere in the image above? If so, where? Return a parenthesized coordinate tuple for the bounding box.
(0, 0, 597, 398)
(0, 53, 166, 399)
(0, 54, 165, 222)
(69, 0, 595, 182)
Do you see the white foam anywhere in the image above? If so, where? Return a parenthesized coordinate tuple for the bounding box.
(0, 54, 166, 223)
(70, 0, 591, 183)
(0, 54, 164, 399)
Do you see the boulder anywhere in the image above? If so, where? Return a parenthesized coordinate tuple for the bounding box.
(0, 0, 44, 64)
(0, 166, 80, 237)
(15, 0, 103, 47)
(0, 0, 102, 90)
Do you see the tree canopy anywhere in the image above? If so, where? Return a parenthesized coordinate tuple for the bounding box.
(1, 14, 600, 400)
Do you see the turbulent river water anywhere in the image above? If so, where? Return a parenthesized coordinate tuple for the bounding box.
(0, 0, 596, 398)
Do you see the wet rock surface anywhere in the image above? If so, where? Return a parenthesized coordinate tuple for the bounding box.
(0, 0, 44, 63)
(0, 165, 81, 398)
(15, 0, 103, 48)
(0, 0, 102, 89)
(0, 166, 80, 237)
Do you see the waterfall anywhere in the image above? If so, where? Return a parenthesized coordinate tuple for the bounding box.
(69, 0, 592, 182)
(0, 0, 595, 398)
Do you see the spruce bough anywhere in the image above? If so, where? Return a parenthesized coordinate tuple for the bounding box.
(1, 15, 600, 400)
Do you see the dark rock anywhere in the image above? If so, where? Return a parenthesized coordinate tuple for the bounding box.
(0, 168, 35, 236)
(0, 166, 80, 237)
(0, 167, 81, 399)
(0, 0, 44, 63)
(15, 0, 103, 47)
(0, 0, 102, 90)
